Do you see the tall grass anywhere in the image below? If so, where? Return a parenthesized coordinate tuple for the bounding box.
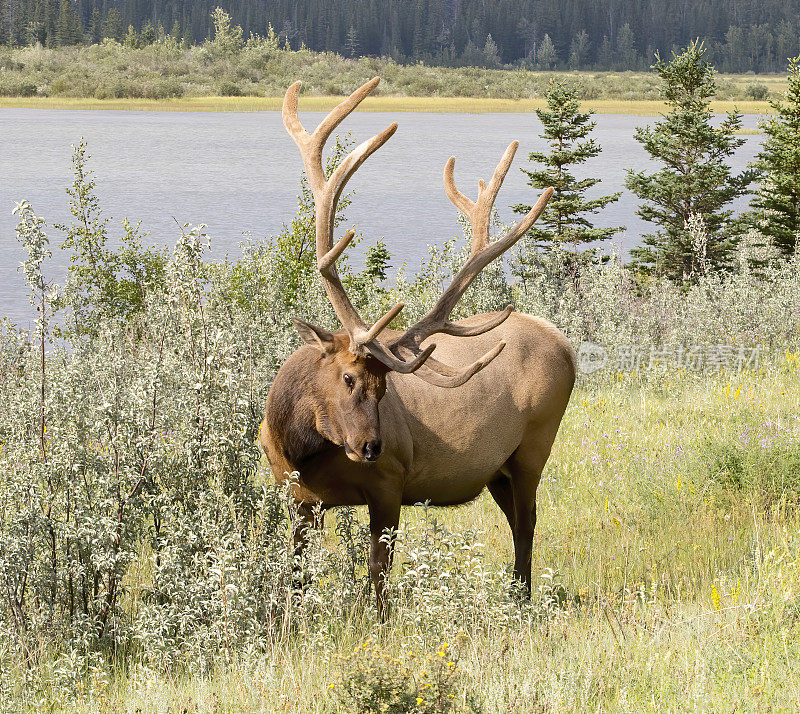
(7, 366, 798, 712)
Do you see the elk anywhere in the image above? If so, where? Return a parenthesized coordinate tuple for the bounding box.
(260, 77, 576, 618)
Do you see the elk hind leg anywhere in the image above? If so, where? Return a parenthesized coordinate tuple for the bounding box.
(505, 442, 549, 597)
(487, 473, 515, 532)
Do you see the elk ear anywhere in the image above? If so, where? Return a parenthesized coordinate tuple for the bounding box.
(291, 317, 336, 353)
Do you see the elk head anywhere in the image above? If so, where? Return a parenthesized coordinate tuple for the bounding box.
(282, 77, 552, 462)
(292, 318, 389, 462)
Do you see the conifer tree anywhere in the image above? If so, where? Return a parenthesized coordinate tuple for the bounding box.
(568, 30, 590, 69)
(55, 0, 80, 45)
(345, 24, 359, 57)
(751, 55, 800, 256)
(626, 41, 755, 279)
(482, 33, 501, 67)
(512, 80, 623, 252)
(103, 8, 123, 41)
(536, 33, 556, 69)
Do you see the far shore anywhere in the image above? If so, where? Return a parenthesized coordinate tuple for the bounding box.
(0, 95, 774, 115)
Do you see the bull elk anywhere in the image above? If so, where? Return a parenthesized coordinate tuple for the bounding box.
(260, 77, 576, 618)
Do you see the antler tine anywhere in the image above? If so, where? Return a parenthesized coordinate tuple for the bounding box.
(396, 342, 507, 388)
(443, 157, 475, 216)
(478, 142, 517, 240)
(282, 80, 322, 192)
(283, 77, 405, 347)
(389, 144, 553, 386)
(314, 77, 381, 147)
(444, 142, 518, 255)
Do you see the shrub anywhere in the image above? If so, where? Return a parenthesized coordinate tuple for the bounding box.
(218, 80, 243, 96)
(0, 78, 38, 97)
(140, 79, 184, 99)
(746, 82, 769, 100)
(336, 641, 468, 713)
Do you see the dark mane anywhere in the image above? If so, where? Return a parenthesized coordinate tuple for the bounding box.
(266, 347, 328, 468)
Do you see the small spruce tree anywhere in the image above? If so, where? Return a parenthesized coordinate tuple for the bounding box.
(512, 80, 623, 254)
(345, 25, 359, 58)
(536, 33, 557, 69)
(483, 34, 501, 68)
(209, 7, 243, 53)
(364, 240, 391, 281)
(625, 40, 755, 279)
(568, 30, 590, 69)
(751, 55, 800, 257)
(103, 8, 123, 41)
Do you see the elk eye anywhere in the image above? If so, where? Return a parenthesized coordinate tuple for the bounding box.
(343, 373, 354, 388)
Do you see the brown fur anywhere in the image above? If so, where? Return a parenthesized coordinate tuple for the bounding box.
(260, 312, 576, 617)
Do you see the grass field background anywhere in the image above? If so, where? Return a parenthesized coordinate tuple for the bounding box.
(0, 95, 777, 114)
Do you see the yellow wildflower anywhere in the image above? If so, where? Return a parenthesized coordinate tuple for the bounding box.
(710, 584, 721, 611)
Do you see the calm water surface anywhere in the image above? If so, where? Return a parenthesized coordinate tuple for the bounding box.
(0, 109, 763, 326)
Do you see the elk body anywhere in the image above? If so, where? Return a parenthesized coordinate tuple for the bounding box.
(260, 77, 576, 618)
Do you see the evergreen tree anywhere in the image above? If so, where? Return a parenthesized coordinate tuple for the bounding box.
(536, 33, 556, 69)
(140, 19, 156, 45)
(615, 23, 638, 69)
(103, 8, 123, 41)
(482, 33, 500, 67)
(625, 41, 755, 279)
(344, 24, 359, 57)
(209, 7, 243, 52)
(512, 80, 623, 252)
(55, 0, 80, 45)
(597, 35, 613, 68)
(568, 29, 590, 69)
(122, 24, 139, 48)
(89, 8, 102, 43)
(364, 240, 391, 281)
(751, 55, 800, 256)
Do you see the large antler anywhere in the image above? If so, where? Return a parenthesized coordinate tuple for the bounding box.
(283, 77, 434, 374)
(282, 77, 552, 386)
(389, 144, 554, 387)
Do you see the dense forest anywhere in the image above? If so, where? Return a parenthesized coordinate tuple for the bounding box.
(1, 0, 799, 72)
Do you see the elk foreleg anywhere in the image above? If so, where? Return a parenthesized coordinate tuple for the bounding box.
(366, 496, 401, 621)
(291, 501, 325, 592)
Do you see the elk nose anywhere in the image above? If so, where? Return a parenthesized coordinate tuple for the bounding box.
(363, 440, 382, 462)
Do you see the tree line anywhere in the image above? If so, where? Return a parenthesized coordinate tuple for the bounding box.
(2, 0, 800, 73)
(514, 41, 800, 282)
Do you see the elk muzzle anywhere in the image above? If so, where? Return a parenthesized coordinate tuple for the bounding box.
(363, 439, 382, 462)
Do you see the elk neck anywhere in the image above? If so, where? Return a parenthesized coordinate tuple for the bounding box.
(266, 345, 337, 468)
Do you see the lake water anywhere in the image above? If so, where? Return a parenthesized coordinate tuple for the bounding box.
(0, 109, 763, 327)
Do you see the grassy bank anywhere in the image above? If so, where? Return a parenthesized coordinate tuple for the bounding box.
(0, 40, 786, 111)
(0, 94, 775, 114)
(18, 361, 800, 712)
